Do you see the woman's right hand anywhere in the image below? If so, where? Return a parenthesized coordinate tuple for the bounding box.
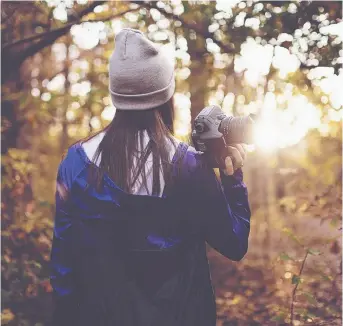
(222, 144, 246, 176)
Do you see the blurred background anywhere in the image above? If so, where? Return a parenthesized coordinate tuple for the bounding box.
(1, 1, 342, 325)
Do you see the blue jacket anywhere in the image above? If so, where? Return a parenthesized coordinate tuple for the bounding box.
(50, 141, 251, 326)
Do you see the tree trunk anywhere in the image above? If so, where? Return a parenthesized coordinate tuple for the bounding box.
(188, 49, 209, 123)
(61, 36, 71, 153)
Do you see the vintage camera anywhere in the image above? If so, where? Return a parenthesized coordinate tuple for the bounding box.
(192, 105, 255, 169)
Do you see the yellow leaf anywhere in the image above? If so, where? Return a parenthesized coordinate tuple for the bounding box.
(298, 202, 308, 213)
(1, 309, 15, 324)
(230, 296, 241, 305)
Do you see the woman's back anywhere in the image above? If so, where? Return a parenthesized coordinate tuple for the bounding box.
(50, 28, 251, 326)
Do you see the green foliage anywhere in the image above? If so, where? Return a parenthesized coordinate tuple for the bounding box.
(270, 311, 287, 323)
(279, 252, 294, 261)
(291, 274, 301, 285)
(308, 248, 321, 256)
(301, 291, 318, 306)
(282, 227, 303, 247)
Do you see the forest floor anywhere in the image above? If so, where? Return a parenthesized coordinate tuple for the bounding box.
(208, 215, 342, 326)
(209, 248, 342, 326)
(209, 249, 286, 326)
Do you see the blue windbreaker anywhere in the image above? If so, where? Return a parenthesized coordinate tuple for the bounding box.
(50, 141, 251, 326)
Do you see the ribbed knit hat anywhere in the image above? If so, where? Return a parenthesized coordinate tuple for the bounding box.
(108, 28, 175, 110)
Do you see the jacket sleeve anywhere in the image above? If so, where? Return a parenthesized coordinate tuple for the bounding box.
(190, 159, 251, 261)
(50, 161, 79, 326)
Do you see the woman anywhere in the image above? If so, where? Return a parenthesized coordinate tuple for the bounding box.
(50, 28, 251, 326)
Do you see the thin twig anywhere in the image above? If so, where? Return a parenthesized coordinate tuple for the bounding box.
(2, 1, 103, 51)
(1, 4, 20, 24)
(2, 7, 138, 51)
(290, 250, 309, 325)
(46, 7, 55, 30)
(83, 8, 140, 24)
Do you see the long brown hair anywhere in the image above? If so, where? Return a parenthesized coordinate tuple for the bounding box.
(85, 98, 176, 195)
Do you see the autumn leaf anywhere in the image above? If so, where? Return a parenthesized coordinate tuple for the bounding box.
(1, 309, 15, 324)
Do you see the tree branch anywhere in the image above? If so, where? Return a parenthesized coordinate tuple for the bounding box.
(2, 7, 138, 51)
(2, 1, 107, 82)
(82, 7, 140, 24)
(3, 1, 104, 51)
(2, 1, 140, 83)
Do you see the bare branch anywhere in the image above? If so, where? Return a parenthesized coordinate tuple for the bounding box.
(2, 7, 138, 51)
(3, 1, 105, 51)
(46, 6, 55, 30)
(81, 7, 140, 24)
(1, 1, 109, 82)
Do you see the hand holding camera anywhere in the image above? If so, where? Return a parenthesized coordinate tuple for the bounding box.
(191, 105, 254, 172)
(222, 144, 246, 176)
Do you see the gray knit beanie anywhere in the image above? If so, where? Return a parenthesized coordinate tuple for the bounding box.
(108, 28, 175, 110)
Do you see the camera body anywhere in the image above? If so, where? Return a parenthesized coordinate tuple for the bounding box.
(191, 105, 254, 169)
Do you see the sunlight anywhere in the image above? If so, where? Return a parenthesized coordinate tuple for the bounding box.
(229, 37, 342, 151)
(101, 105, 116, 121)
(235, 38, 274, 87)
(273, 46, 300, 76)
(254, 121, 279, 152)
(71, 23, 103, 50)
(173, 92, 191, 138)
(253, 95, 322, 151)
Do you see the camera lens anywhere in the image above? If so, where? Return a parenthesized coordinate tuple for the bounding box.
(195, 123, 204, 133)
(219, 116, 254, 144)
